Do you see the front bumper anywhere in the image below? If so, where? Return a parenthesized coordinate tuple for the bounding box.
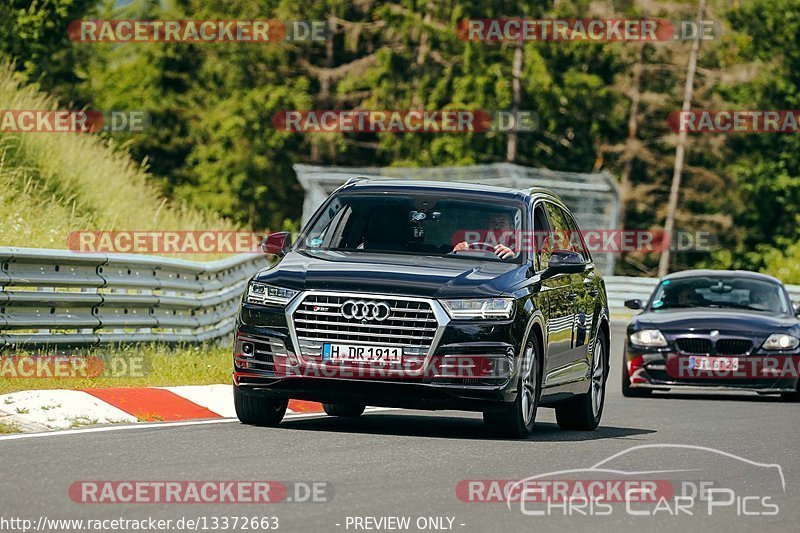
(234, 375, 514, 412)
(233, 298, 528, 410)
(624, 344, 800, 393)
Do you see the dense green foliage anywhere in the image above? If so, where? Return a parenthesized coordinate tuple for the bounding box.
(0, 0, 798, 280)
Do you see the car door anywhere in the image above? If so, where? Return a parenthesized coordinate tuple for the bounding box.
(538, 202, 580, 387)
(560, 207, 596, 371)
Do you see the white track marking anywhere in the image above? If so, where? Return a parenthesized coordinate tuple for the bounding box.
(0, 410, 334, 442)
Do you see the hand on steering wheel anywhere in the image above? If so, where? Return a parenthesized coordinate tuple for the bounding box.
(453, 241, 515, 259)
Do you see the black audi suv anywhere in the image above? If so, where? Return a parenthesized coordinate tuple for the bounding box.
(623, 270, 800, 399)
(233, 179, 610, 437)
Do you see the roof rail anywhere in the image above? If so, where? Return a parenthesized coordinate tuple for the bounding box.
(343, 176, 370, 186)
(330, 176, 370, 196)
(523, 186, 556, 197)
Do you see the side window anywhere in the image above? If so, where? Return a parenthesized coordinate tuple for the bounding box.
(543, 202, 569, 253)
(561, 208, 591, 262)
(544, 202, 588, 260)
(533, 204, 551, 271)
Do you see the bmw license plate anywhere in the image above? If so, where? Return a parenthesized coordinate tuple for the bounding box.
(689, 356, 740, 372)
(322, 343, 403, 364)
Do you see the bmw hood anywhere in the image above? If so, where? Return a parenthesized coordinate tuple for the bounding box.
(631, 308, 800, 338)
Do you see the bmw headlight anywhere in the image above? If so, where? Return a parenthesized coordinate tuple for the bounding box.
(630, 329, 668, 348)
(441, 298, 514, 320)
(246, 282, 299, 306)
(762, 333, 800, 351)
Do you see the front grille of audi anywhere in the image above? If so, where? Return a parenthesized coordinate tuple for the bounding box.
(291, 293, 438, 359)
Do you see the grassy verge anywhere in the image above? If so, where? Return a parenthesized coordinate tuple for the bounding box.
(0, 343, 231, 395)
(0, 62, 235, 258)
(0, 420, 20, 433)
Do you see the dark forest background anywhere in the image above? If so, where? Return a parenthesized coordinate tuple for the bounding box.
(1, 0, 798, 280)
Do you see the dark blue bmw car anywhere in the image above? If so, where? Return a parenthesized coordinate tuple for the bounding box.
(623, 270, 800, 400)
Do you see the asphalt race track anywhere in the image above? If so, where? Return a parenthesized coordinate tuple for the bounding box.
(2, 323, 798, 533)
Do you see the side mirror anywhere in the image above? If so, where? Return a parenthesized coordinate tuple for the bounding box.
(794, 301, 800, 317)
(261, 231, 293, 257)
(624, 299, 643, 310)
(543, 250, 586, 277)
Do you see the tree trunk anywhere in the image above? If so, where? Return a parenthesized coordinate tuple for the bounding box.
(506, 41, 523, 162)
(619, 43, 645, 231)
(658, 0, 707, 277)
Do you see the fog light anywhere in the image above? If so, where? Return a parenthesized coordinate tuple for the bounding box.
(241, 342, 255, 357)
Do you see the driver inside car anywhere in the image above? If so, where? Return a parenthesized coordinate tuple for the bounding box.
(452, 212, 516, 259)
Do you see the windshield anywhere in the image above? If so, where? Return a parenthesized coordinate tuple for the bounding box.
(649, 276, 790, 314)
(298, 192, 524, 262)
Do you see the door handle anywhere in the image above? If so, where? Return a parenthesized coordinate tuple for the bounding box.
(587, 288, 599, 297)
(567, 292, 578, 301)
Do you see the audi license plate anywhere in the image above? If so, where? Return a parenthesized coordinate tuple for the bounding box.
(689, 356, 740, 372)
(322, 343, 403, 364)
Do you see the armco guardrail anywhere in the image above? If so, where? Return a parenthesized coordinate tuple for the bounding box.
(0, 248, 797, 349)
(605, 276, 660, 312)
(0, 247, 269, 349)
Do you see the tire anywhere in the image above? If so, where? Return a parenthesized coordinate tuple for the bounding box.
(483, 336, 541, 438)
(780, 391, 800, 402)
(322, 403, 366, 417)
(621, 353, 651, 398)
(556, 328, 608, 431)
(234, 385, 288, 426)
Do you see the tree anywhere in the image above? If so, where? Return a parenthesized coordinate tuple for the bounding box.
(0, 0, 96, 102)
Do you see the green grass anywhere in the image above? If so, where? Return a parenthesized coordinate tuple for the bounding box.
(0, 62, 235, 258)
(0, 343, 231, 395)
(0, 421, 20, 434)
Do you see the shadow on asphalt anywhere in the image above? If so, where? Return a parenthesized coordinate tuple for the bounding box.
(280, 413, 656, 442)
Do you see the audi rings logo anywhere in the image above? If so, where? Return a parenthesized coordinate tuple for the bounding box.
(341, 300, 392, 322)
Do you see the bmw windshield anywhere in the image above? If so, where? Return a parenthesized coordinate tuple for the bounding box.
(649, 276, 791, 315)
(298, 192, 525, 263)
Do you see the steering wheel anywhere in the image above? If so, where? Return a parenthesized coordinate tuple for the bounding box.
(465, 241, 498, 251)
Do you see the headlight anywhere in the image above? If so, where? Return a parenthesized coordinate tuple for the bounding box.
(762, 333, 800, 351)
(246, 282, 299, 306)
(440, 298, 514, 320)
(630, 329, 667, 348)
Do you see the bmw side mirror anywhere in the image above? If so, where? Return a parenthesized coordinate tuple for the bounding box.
(262, 231, 293, 257)
(624, 299, 643, 310)
(543, 250, 586, 278)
